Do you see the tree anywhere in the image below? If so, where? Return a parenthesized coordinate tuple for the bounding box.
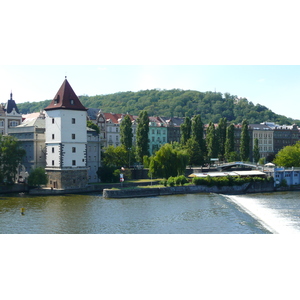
(28, 167, 48, 187)
(136, 110, 149, 163)
(87, 120, 100, 134)
(206, 122, 218, 161)
(240, 119, 250, 161)
(225, 123, 235, 161)
(273, 142, 300, 167)
(120, 115, 133, 150)
(216, 117, 227, 160)
(253, 138, 260, 163)
(180, 116, 192, 146)
(185, 137, 204, 166)
(103, 145, 128, 167)
(149, 143, 188, 178)
(0, 135, 26, 184)
(191, 114, 206, 155)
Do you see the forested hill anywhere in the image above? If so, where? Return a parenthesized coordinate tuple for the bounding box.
(17, 89, 299, 125)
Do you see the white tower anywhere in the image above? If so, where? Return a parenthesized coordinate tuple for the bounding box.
(44, 78, 88, 189)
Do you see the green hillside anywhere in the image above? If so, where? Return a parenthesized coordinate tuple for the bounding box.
(17, 89, 299, 125)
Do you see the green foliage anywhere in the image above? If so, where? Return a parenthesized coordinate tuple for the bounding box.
(0, 135, 26, 184)
(191, 114, 206, 155)
(253, 138, 260, 163)
(87, 120, 100, 134)
(177, 175, 188, 186)
(206, 122, 218, 160)
(102, 145, 128, 167)
(136, 110, 149, 163)
(143, 155, 150, 168)
(225, 124, 235, 161)
(160, 179, 168, 186)
(149, 143, 188, 179)
(167, 176, 176, 187)
(17, 90, 299, 126)
(162, 175, 188, 187)
(273, 141, 300, 167)
(240, 119, 250, 161)
(216, 117, 227, 160)
(180, 116, 192, 145)
(259, 157, 266, 165)
(97, 165, 119, 183)
(120, 115, 133, 150)
(192, 175, 267, 187)
(27, 167, 48, 187)
(185, 137, 204, 166)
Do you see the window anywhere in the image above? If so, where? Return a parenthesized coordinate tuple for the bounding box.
(70, 99, 74, 105)
(72, 134, 75, 139)
(52, 147, 54, 153)
(52, 134, 55, 140)
(52, 160, 55, 166)
(52, 118, 55, 124)
(72, 147, 76, 153)
(72, 118, 76, 124)
(72, 160, 76, 166)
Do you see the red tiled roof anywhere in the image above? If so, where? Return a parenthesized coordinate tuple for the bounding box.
(103, 113, 137, 124)
(44, 79, 87, 111)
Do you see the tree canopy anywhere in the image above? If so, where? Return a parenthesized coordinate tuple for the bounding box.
(17, 89, 300, 126)
(273, 142, 300, 167)
(0, 135, 26, 184)
(136, 110, 149, 163)
(149, 143, 188, 178)
(27, 167, 48, 187)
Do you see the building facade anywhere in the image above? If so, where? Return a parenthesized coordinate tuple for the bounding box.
(44, 79, 89, 190)
(8, 112, 46, 173)
(0, 93, 22, 135)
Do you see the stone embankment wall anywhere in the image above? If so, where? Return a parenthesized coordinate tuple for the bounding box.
(103, 182, 275, 198)
(28, 180, 161, 195)
(0, 184, 28, 194)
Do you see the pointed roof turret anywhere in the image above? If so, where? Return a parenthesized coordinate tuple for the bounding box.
(5, 91, 20, 114)
(44, 78, 87, 111)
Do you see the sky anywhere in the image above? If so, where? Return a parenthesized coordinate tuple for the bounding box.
(1, 1, 300, 121)
(1, 65, 300, 120)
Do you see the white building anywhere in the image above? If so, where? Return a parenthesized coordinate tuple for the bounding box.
(44, 78, 89, 189)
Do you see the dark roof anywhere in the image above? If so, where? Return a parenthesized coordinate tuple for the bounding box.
(44, 79, 87, 111)
(5, 93, 20, 114)
(87, 108, 100, 120)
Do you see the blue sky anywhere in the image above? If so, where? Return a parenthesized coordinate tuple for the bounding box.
(1, 65, 300, 120)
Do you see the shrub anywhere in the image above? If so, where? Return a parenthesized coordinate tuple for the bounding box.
(192, 177, 207, 186)
(27, 167, 48, 187)
(167, 177, 175, 187)
(178, 175, 188, 186)
(160, 179, 168, 187)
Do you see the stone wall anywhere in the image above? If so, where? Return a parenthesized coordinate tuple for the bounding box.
(46, 168, 88, 189)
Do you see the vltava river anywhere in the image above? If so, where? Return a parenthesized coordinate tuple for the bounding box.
(1, 191, 300, 234)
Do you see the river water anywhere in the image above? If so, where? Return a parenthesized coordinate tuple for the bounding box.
(1, 191, 300, 234)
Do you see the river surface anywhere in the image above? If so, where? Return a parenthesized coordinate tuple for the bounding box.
(1, 191, 300, 234)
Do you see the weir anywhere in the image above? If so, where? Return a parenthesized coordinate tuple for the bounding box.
(224, 194, 300, 234)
